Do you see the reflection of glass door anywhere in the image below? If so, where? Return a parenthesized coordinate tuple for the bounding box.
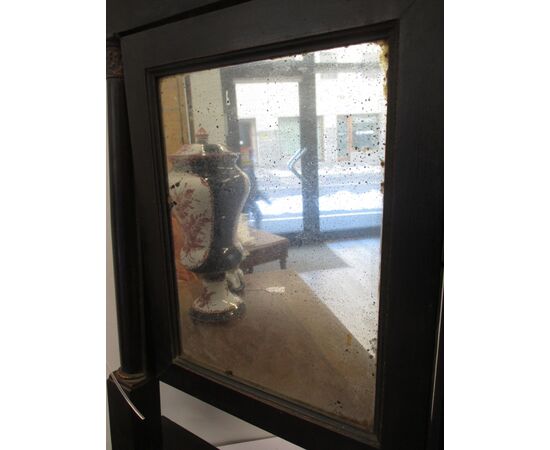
(225, 74, 307, 235)
(222, 56, 321, 237)
(221, 45, 387, 240)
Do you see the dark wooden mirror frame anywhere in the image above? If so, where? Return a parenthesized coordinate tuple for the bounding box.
(108, 0, 442, 449)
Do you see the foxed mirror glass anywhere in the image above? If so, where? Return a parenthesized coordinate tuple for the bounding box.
(159, 40, 388, 432)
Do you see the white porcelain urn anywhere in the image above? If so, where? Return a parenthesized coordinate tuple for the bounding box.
(168, 142, 250, 322)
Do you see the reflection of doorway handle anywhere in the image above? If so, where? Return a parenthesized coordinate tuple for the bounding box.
(287, 147, 308, 181)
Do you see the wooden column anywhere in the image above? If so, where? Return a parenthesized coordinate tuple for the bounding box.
(107, 37, 162, 450)
(107, 38, 147, 379)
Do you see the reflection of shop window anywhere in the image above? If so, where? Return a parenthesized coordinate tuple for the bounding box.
(277, 116, 325, 164)
(277, 117, 301, 162)
(337, 114, 381, 159)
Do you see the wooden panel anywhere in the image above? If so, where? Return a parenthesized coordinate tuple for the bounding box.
(107, 0, 229, 37)
(121, 0, 414, 71)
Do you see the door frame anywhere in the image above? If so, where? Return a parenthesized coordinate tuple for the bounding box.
(223, 64, 319, 237)
(120, 0, 443, 448)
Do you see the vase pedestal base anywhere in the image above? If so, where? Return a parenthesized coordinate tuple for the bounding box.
(190, 301, 246, 323)
(227, 268, 245, 293)
(190, 275, 245, 323)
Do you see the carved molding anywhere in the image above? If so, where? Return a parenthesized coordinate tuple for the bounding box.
(112, 369, 148, 390)
(107, 43, 123, 78)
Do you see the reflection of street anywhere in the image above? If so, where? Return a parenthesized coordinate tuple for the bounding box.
(253, 162, 384, 234)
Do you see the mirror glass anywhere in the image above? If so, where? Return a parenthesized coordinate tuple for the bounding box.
(159, 40, 388, 432)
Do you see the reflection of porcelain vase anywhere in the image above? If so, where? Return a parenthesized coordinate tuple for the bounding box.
(226, 267, 245, 292)
(168, 143, 250, 322)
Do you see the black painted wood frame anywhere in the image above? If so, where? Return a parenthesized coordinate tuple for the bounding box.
(118, 0, 443, 448)
(107, 38, 147, 378)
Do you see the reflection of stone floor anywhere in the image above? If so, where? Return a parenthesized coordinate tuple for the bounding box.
(178, 236, 380, 432)
(254, 237, 380, 351)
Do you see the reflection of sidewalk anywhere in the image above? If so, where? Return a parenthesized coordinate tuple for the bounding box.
(257, 190, 383, 216)
(255, 162, 384, 194)
(256, 162, 382, 179)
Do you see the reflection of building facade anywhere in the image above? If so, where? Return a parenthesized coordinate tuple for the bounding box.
(160, 42, 387, 170)
(234, 59, 386, 168)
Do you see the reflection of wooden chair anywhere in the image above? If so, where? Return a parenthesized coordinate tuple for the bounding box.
(241, 229, 289, 274)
